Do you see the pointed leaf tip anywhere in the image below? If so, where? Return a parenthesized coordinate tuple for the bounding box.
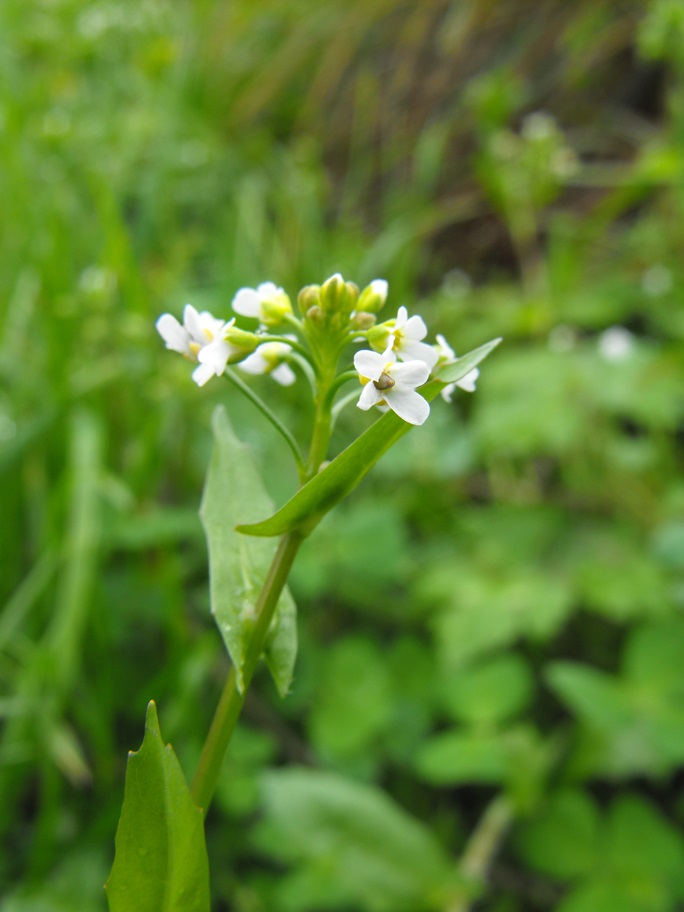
(237, 337, 503, 539)
(106, 702, 210, 912)
(436, 336, 503, 384)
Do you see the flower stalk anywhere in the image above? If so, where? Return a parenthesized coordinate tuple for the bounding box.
(190, 531, 303, 812)
(153, 274, 498, 827)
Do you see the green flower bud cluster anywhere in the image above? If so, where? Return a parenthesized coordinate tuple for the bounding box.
(297, 274, 387, 367)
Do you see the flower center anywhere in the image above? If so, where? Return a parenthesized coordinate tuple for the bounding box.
(373, 371, 395, 391)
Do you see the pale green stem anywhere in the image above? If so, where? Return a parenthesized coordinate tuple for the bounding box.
(224, 369, 305, 476)
(305, 385, 333, 479)
(286, 352, 318, 393)
(259, 333, 316, 368)
(194, 355, 336, 811)
(191, 531, 303, 812)
(446, 795, 513, 912)
(325, 369, 358, 406)
(331, 389, 361, 427)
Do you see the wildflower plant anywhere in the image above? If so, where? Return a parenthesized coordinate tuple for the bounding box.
(106, 274, 501, 910)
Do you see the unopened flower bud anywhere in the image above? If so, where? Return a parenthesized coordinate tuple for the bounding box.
(224, 327, 260, 351)
(232, 282, 292, 326)
(305, 305, 324, 324)
(357, 279, 388, 314)
(351, 311, 377, 330)
(320, 273, 358, 317)
(366, 322, 392, 352)
(297, 284, 321, 314)
(259, 291, 293, 325)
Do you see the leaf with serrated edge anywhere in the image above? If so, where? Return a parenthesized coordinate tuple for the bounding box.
(238, 338, 501, 538)
(200, 406, 296, 695)
(105, 701, 210, 912)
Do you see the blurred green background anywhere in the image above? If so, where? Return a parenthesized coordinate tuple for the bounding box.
(2, 1, 684, 910)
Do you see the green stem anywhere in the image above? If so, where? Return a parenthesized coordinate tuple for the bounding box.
(259, 334, 317, 370)
(287, 352, 317, 394)
(325, 370, 358, 407)
(331, 389, 361, 427)
(305, 386, 333, 479)
(191, 531, 303, 812)
(446, 795, 513, 912)
(224, 369, 305, 476)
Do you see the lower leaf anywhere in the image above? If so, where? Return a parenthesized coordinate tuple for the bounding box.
(105, 701, 210, 912)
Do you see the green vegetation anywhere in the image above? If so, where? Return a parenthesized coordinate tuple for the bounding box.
(2, 1, 684, 910)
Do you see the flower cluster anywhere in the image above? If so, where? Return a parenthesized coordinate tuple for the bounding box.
(156, 274, 478, 426)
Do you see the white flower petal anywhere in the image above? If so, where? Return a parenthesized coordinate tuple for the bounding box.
(379, 345, 398, 365)
(457, 368, 479, 392)
(398, 338, 439, 369)
(441, 383, 455, 403)
(256, 281, 280, 297)
(198, 338, 231, 375)
(357, 382, 383, 411)
(370, 279, 388, 299)
(156, 314, 191, 355)
(394, 306, 408, 329)
(385, 388, 430, 425)
(237, 351, 268, 375)
(272, 363, 296, 386)
(404, 314, 428, 341)
(391, 359, 431, 388)
(196, 311, 226, 342)
(183, 304, 204, 342)
(435, 333, 455, 362)
(192, 362, 216, 386)
(354, 349, 384, 380)
(232, 288, 262, 318)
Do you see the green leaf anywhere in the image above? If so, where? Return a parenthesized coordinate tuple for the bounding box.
(435, 336, 503, 383)
(557, 880, 646, 912)
(308, 636, 393, 763)
(605, 795, 684, 900)
(200, 406, 297, 695)
(440, 654, 533, 725)
(415, 731, 509, 785)
(515, 789, 601, 881)
(545, 662, 634, 730)
(257, 768, 456, 911)
(105, 702, 210, 912)
(237, 338, 502, 537)
(623, 619, 684, 693)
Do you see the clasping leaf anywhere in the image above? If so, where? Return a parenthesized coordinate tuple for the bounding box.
(238, 338, 502, 538)
(200, 405, 297, 696)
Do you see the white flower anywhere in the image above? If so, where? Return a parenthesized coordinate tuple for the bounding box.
(387, 306, 438, 370)
(238, 342, 296, 386)
(231, 282, 292, 325)
(156, 304, 222, 357)
(598, 326, 634, 362)
(155, 304, 240, 386)
(434, 334, 479, 402)
(353, 347, 430, 426)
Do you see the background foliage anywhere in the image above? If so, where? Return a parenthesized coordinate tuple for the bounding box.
(2, 1, 684, 909)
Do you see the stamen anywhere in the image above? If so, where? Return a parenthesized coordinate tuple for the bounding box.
(373, 371, 395, 391)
